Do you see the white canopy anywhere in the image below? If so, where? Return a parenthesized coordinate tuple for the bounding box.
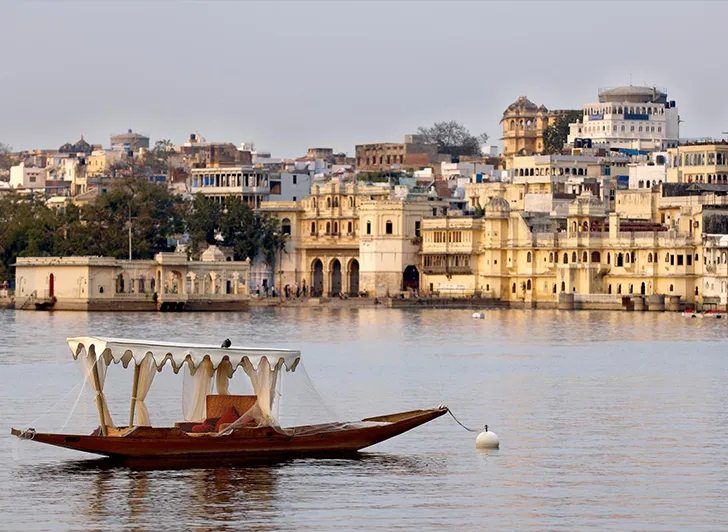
(67, 336, 301, 374)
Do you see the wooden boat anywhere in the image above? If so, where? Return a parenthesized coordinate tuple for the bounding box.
(11, 337, 447, 462)
(681, 310, 727, 319)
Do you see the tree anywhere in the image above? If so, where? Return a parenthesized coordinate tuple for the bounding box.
(185, 194, 223, 257)
(143, 139, 176, 174)
(542, 110, 582, 154)
(0, 142, 13, 172)
(417, 121, 489, 157)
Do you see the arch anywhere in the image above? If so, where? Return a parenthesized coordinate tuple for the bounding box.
(348, 221, 353, 234)
(607, 253, 611, 264)
(641, 282, 646, 295)
(669, 284, 674, 292)
(629, 284, 633, 294)
(552, 284, 557, 294)
(366, 221, 371, 235)
(648, 252, 653, 263)
(625, 253, 630, 264)
(617, 284, 622, 294)
(333, 222, 338, 234)
(572, 221, 577, 232)
(333, 197, 339, 208)
(326, 197, 331, 208)
(117, 273, 125, 293)
(330, 259, 342, 296)
(561, 281, 566, 292)
(526, 279, 532, 290)
(385, 220, 393, 235)
(403, 265, 419, 292)
(563, 253, 568, 264)
(527, 252, 532, 263)
(608, 284, 612, 294)
(617, 253, 624, 267)
(349, 196, 354, 208)
(312, 259, 324, 297)
(311, 221, 316, 235)
(572, 252, 577, 263)
(349, 259, 360, 295)
(281, 218, 291, 235)
(582, 251, 588, 263)
(549, 252, 554, 262)
(631, 251, 635, 263)
(326, 221, 331, 234)
(48, 273, 55, 298)
(591, 251, 601, 263)
(583, 221, 589, 232)
(695, 286, 699, 296)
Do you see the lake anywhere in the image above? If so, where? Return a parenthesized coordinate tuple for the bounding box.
(1, 308, 727, 530)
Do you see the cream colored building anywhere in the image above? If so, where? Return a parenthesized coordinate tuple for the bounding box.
(260, 178, 446, 297)
(420, 192, 717, 307)
(666, 142, 728, 184)
(500, 96, 553, 167)
(14, 246, 251, 311)
(87, 149, 125, 177)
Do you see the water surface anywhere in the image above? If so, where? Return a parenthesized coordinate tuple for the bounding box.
(1, 308, 727, 530)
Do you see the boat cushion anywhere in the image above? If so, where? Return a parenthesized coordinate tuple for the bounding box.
(204, 417, 220, 428)
(191, 423, 215, 433)
(215, 406, 240, 432)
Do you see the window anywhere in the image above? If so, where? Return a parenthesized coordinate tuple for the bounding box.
(572, 252, 577, 263)
(326, 222, 331, 234)
(366, 221, 371, 235)
(293, 175, 297, 185)
(583, 251, 588, 263)
(687, 255, 693, 266)
(670, 254, 675, 266)
(348, 221, 353, 234)
(415, 221, 421, 237)
(311, 222, 316, 235)
(549, 252, 554, 262)
(385, 221, 393, 235)
(526, 280, 532, 290)
(563, 253, 568, 264)
(677, 255, 684, 266)
(607, 253, 611, 264)
(527, 252, 532, 263)
(512, 283, 516, 294)
(333, 222, 338, 234)
(282, 218, 291, 235)
(327, 197, 331, 208)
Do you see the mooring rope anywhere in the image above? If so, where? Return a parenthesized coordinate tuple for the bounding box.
(440, 404, 487, 433)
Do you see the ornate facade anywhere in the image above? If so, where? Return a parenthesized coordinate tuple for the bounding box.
(500, 96, 553, 167)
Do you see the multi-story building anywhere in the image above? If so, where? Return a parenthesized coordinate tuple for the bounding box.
(259, 179, 446, 297)
(87, 149, 126, 177)
(665, 141, 728, 184)
(567, 86, 680, 151)
(189, 167, 312, 206)
(180, 132, 252, 167)
(111, 129, 150, 154)
(420, 190, 727, 307)
(9, 162, 46, 189)
(355, 134, 441, 172)
(500, 96, 553, 164)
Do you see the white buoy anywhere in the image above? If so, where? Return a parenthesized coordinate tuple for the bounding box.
(476, 429, 500, 449)
(472, 312, 485, 319)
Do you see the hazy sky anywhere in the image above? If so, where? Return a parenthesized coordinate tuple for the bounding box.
(1, 1, 727, 156)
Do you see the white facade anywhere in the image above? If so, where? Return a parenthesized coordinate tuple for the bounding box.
(10, 162, 46, 189)
(567, 86, 679, 151)
(441, 162, 494, 180)
(628, 161, 667, 190)
(189, 167, 314, 205)
(703, 234, 728, 307)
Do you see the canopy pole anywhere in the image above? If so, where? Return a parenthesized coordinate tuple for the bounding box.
(90, 358, 108, 437)
(129, 362, 141, 427)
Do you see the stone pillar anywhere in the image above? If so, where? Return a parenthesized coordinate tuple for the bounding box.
(558, 292, 575, 310)
(233, 273, 239, 294)
(647, 294, 665, 311)
(665, 295, 681, 312)
(632, 296, 645, 311)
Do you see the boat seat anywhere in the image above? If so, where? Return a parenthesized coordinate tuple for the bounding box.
(206, 394, 257, 418)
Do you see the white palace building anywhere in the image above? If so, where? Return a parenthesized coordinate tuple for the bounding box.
(568, 86, 680, 152)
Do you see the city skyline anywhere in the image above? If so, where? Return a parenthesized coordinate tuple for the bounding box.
(1, 1, 727, 155)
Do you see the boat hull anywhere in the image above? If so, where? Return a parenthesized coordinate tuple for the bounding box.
(12, 408, 447, 462)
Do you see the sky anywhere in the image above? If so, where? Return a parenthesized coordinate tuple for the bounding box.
(1, 1, 727, 156)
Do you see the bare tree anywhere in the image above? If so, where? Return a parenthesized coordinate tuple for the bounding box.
(417, 121, 489, 157)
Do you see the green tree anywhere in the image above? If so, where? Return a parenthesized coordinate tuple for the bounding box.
(185, 194, 223, 257)
(542, 110, 582, 154)
(417, 121, 489, 157)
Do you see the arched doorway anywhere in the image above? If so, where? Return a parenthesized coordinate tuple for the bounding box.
(312, 259, 323, 297)
(641, 282, 646, 295)
(330, 259, 342, 296)
(48, 274, 54, 298)
(349, 259, 360, 296)
(403, 265, 419, 292)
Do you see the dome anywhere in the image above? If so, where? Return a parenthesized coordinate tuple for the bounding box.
(503, 96, 540, 116)
(59, 142, 74, 153)
(598, 86, 667, 104)
(485, 196, 511, 214)
(72, 136, 92, 153)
